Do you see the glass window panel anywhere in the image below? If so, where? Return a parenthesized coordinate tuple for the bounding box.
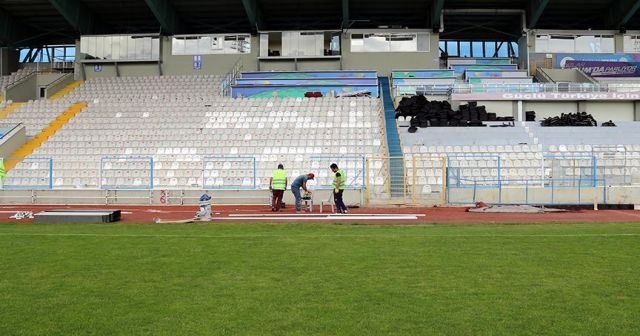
(535, 35, 550, 53)
(389, 33, 417, 52)
(111, 37, 120, 60)
(151, 37, 160, 59)
(66, 47, 76, 61)
(329, 34, 340, 54)
(143, 37, 153, 59)
(511, 42, 519, 57)
(134, 37, 143, 59)
(19, 49, 29, 61)
(624, 35, 640, 52)
(184, 37, 199, 55)
(195, 36, 208, 54)
(85, 37, 96, 58)
(211, 35, 222, 51)
(364, 33, 388, 52)
(549, 36, 575, 53)
(103, 36, 113, 59)
(90, 37, 97, 58)
(446, 41, 458, 56)
(80, 36, 88, 54)
(351, 34, 364, 52)
(496, 42, 507, 57)
(575, 35, 598, 53)
(600, 35, 614, 53)
(485, 42, 496, 57)
(417, 33, 430, 52)
(471, 41, 483, 57)
(237, 35, 251, 53)
(298, 32, 322, 56)
(127, 36, 136, 58)
(95, 37, 104, 59)
(118, 36, 128, 59)
(281, 31, 298, 56)
(172, 37, 185, 55)
(459, 41, 471, 57)
(221, 35, 233, 53)
(53, 47, 64, 59)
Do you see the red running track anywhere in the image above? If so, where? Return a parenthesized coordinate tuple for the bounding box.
(1, 204, 640, 225)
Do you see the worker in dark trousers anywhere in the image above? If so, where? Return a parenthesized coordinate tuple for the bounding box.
(330, 163, 348, 214)
(269, 164, 287, 212)
(291, 173, 315, 213)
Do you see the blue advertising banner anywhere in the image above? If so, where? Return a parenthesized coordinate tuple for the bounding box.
(391, 70, 455, 79)
(556, 53, 640, 68)
(564, 60, 640, 77)
(235, 78, 378, 85)
(449, 64, 518, 76)
(231, 84, 379, 98)
(464, 70, 529, 78)
(240, 71, 377, 79)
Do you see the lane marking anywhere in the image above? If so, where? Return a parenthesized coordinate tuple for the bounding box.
(0, 232, 638, 239)
(220, 216, 418, 220)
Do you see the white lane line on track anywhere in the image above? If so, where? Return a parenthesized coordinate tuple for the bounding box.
(218, 216, 418, 220)
(0, 233, 638, 239)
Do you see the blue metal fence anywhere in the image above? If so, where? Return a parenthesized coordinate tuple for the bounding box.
(2, 157, 53, 190)
(100, 156, 154, 190)
(202, 156, 256, 189)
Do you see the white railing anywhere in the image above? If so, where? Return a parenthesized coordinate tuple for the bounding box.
(394, 82, 640, 96)
(221, 58, 243, 97)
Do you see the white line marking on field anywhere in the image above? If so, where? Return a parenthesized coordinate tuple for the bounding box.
(219, 216, 418, 220)
(0, 233, 638, 239)
(609, 210, 640, 219)
(227, 213, 426, 217)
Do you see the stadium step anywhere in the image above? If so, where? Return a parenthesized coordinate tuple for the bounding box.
(5, 102, 88, 172)
(48, 80, 84, 100)
(0, 102, 26, 120)
(379, 76, 405, 197)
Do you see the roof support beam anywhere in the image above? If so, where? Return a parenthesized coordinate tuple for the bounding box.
(48, 0, 105, 34)
(606, 0, 640, 29)
(342, 0, 349, 29)
(143, 0, 185, 34)
(527, 0, 550, 29)
(241, 0, 263, 33)
(431, 0, 446, 30)
(0, 8, 40, 46)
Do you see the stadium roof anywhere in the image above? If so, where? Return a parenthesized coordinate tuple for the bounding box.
(1, 0, 639, 47)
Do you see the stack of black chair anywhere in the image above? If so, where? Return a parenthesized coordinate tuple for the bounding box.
(525, 111, 536, 121)
(540, 112, 598, 127)
(395, 95, 514, 133)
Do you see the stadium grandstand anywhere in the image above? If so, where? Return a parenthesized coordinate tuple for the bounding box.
(0, 0, 640, 208)
(3, 1, 640, 335)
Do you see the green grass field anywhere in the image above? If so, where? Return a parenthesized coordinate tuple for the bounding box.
(1, 222, 640, 336)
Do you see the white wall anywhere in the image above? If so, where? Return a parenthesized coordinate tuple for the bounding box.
(524, 101, 636, 121)
(341, 30, 439, 76)
(524, 102, 578, 120)
(478, 101, 517, 118)
(79, 36, 260, 80)
(583, 102, 635, 121)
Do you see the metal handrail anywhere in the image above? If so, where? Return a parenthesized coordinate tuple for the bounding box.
(393, 82, 640, 95)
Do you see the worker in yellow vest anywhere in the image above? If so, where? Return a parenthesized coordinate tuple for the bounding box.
(330, 163, 348, 214)
(269, 164, 288, 212)
(0, 159, 5, 189)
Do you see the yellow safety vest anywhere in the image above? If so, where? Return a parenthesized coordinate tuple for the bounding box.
(332, 169, 346, 189)
(271, 169, 287, 190)
(0, 160, 5, 180)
